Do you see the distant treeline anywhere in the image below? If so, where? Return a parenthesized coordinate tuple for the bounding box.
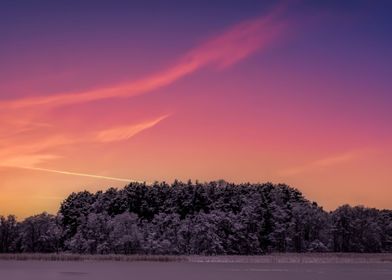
(1, 181, 391, 254)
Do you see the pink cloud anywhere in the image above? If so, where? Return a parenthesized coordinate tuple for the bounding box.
(96, 115, 169, 143)
(279, 150, 370, 176)
(0, 115, 168, 169)
(0, 6, 288, 110)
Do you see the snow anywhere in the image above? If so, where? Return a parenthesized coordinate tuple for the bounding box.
(0, 260, 391, 280)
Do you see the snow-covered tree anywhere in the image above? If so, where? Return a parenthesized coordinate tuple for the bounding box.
(6, 181, 391, 254)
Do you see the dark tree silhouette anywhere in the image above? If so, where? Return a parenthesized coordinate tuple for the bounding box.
(1, 181, 391, 254)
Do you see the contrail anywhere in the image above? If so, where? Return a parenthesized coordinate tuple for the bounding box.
(16, 166, 144, 183)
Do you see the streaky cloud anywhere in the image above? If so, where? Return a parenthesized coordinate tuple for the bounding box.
(0, 154, 61, 169)
(280, 150, 366, 176)
(0, 5, 288, 109)
(0, 115, 168, 173)
(96, 115, 169, 143)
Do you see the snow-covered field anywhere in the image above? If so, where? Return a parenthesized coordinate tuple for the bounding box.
(0, 260, 392, 280)
(1, 253, 391, 263)
(188, 253, 392, 263)
(0, 254, 392, 280)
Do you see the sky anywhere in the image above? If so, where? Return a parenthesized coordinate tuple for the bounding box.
(0, 0, 391, 218)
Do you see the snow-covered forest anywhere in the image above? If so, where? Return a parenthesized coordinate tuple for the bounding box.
(1, 181, 391, 254)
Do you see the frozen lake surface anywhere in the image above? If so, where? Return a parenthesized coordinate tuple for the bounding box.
(1, 261, 392, 280)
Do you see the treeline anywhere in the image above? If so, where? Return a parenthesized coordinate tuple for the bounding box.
(1, 181, 391, 255)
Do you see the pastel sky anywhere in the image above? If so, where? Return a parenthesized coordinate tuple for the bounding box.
(1, 0, 391, 218)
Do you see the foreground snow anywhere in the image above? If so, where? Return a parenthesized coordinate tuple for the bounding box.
(0, 253, 391, 263)
(0, 260, 391, 280)
(189, 253, 392, 263)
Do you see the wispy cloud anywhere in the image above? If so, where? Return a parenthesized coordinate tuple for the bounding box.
(96, 115, 169, 143)
(1, 154, 62, 169)
(0, 6, 288, 110)
(280, 151, 361, 176)
(0, 115, 168, 173)
(0, 135, 74, 160)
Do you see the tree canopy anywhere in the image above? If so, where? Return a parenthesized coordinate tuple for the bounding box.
(1, 181, 391, 254)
